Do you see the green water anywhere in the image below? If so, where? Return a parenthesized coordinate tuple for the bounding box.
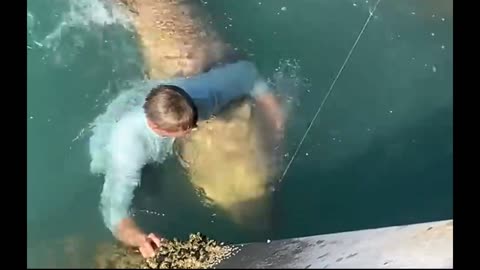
(27, 0, 452, 267)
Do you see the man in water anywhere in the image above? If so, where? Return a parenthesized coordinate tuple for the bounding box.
(89, 60, 284, 258)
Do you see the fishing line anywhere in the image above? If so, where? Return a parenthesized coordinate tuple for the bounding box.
(278, 0, 382, 184)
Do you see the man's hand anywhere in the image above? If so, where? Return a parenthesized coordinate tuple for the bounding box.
(271, 109, 285, 141)
(115, 217, 163, 258)
(256, 93, 285, 142)
(138, 233, 162, 258)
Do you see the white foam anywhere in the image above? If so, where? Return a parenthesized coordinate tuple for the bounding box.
(41, 0, 133, 50)
(268, 59, 308, 119)
(27, 11, 35, 30)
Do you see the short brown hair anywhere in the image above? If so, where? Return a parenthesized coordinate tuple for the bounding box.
(143, 85, 198, 132)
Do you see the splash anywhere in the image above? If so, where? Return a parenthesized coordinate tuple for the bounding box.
(268, 58, 308, 121)
(41, 0, 133, 50)
(27, 0, 139, 67)
(27, 11, 35, 31)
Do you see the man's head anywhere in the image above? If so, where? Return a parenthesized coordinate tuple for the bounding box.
(143, 85, 198, 137)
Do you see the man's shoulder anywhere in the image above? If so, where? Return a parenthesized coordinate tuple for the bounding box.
(111, 109, 146, 143)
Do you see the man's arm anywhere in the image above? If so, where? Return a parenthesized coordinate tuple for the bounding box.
(101, 170, 160, 257)
(256, 92, 284, 138)
(101, 165, 142, 244)
(100, 125, 161, 257)
(251, 79, 285, 141)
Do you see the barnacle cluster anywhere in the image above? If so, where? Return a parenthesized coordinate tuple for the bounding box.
(141, 233, 239, 269)
(96, 233, 239, 269)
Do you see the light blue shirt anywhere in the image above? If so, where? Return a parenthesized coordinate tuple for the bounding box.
(88, 61, 269, 233)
